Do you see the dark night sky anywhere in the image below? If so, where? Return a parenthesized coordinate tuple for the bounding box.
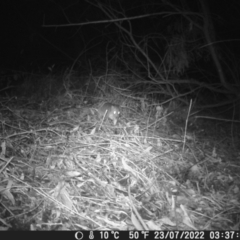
(1, 0, 240, 71)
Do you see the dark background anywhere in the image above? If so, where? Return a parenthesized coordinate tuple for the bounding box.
(1, 0, 240, 72)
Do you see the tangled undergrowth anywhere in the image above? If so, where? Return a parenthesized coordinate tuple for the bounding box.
(0, 86, 239, 231)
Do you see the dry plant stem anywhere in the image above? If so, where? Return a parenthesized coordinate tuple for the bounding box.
(98, 110, 108, 130)
(128, 186, 148, 230)
(43, 12, 165, 28)
(182, 100, 192, 153)
(0, 157, 14, 173)
(0, 201, 15, 219)
(0, 121, 27, 132)
(172, 196, 179, 229)
(141, 112, 173, 131)
(5, 128, 61, 139)
(0, 86, 14, 93)
(195, 116, 240, 123)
